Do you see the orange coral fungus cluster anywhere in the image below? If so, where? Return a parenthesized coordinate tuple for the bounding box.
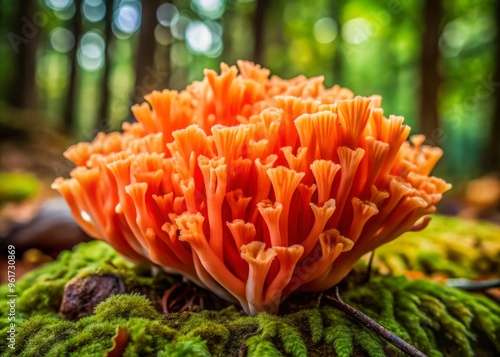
(53, 61, 450, 315)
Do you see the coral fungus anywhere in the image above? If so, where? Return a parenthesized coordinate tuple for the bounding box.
(53, 61, 450, 314)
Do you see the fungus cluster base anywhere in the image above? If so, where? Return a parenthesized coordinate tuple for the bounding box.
(1, 215, 499, 357)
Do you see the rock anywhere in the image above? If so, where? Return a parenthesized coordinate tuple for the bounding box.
(60, 273, 126, 320)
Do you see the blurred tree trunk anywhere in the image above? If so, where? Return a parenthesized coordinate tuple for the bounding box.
(331, 0, 342, 84)
(160, 45, 171, 90)
(7, 0, 38, 109)
(419, 0, 442, 141)
(63, 0, 83, 134)
(484, 0, 500, 173)
(133, 0, 160, 105)
(220, 8, 234, 64)
(97, 0, 114, 131)
(159, 0, 173, 90)
(252, 0, 267, 64)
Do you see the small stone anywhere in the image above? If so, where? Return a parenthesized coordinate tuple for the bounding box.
(60, 274, 126, 320)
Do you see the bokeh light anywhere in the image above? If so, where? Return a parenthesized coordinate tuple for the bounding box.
(342, 18, 373, 45)
(205, 36, 223, 58)
(440, 20, 469, 57)
(45, 0, 72, 11)
(171, 14, 190, 41)
(50, 27, 75, 53)
(186, 21, 213, 54)
(114, 3, 141, 34)
(82, 0, 106, 23)
(157, 3, 179, 27)
(206, 20, 223, 37)
(155, 25, 174, 46)
(313, 18, 338, 44)
(191, 0, 226, 20)
(46, 0, 75, 20)
(77, 31, 105, 71)
(204, 21, 223, 57)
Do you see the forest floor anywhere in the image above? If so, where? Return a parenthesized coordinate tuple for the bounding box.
(0, 215, 499, 356)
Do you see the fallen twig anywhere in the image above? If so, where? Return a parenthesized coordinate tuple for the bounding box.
(364, 250, 376, 283)
(325, 287, 428, 357)
(237, 328, 260, 357)
(446, 278, 500, 291)
(316, 291, 323, 308)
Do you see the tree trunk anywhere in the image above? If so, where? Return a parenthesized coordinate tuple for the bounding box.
(159, 1, 173, 90)
(419, 0, 442, 141)
(158, 42, 172, 91)
(63, 0, 83, 134)
(220, 10, 233, 64)
(97, 0, 114, 131)
(132, 0, 160, 105)
(6, 0, 38, 109)
(252, 0, 267, 65)
(331, 0, 342, 85)
(484, 0, 500, 173)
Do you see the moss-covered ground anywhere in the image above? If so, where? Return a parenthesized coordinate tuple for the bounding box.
(0, 215, 499, 356)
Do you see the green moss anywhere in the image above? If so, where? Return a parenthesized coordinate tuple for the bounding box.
(376, 215, 500, 278)
(1, 214, 499, 356)
(344, 277, 500, 357)
(93, 294, 160, 322)
(189, 321, 230, 356)
(393, 290, 434, 353)
(323, 308, 355, 357)
(246, 335, 282, 357)
(0, 240, 123, 326)
(18, 280, 66, 312)
(3, 276, 499, 356)
(65, 321, 118, 356)
(158, 335, 210, 357)
(122, 319, 177, 356)
(278, 321, 308, 357)
(0, 240, 174, 331)
(306, 309, 324, 344)
(4, 315, 61, 356)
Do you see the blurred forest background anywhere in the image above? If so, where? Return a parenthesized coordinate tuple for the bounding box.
(0, 0, 500, 219)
